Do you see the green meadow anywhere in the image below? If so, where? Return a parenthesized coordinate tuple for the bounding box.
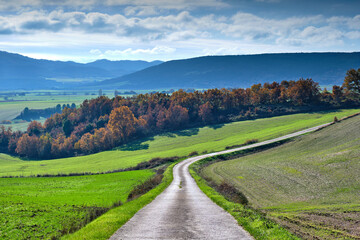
(0, 108, 359, 177)
(202, 114, 360, 239)
(0, 170, 154, 240)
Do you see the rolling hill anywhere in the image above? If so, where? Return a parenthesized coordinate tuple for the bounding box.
(202, 113, 360, 239)
(97, 52, 360, 89)
(0, 51, 162, 90)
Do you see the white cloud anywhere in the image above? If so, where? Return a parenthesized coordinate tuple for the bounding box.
(90, 49, 102, 54)
(202, 47, 240, 56)
(105, 46, 176, 55)
(124, 6, 159, 16)
(0, 7, 359, 62)
(0, 0, 228, 11)
(345, 31, 360, 39)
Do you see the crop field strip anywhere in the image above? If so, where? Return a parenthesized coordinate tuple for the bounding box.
(202, 114, 360, 239)
(0, 108, 359, 177)
(0, 169, 154, 240)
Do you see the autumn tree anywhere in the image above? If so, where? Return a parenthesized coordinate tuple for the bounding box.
(287, 78, 320, 105)
(27, 121, 43, 136)
(165, 104, 189, 130)
(332, 85, 343, 103)
(108, 106, 139, 144)
(16, 134, 40, 158)
(77, 133, 94, 154)
(343, 68, 360, 97)
(199, 102, 213, 124)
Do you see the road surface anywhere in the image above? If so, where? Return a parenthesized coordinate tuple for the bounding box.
(110, 123, 330, 240)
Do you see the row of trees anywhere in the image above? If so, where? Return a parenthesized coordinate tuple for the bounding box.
(1, 69, 359, 159)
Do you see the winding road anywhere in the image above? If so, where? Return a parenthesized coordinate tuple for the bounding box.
(110, 123, 330, 240)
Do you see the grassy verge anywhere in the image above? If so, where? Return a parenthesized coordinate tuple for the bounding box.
(201, 114, 360, 239)
(190, 160, 299, 240)
(0, 170, 154, 240)
(1, 108, 359, 177)
(62, 161, 178, 240)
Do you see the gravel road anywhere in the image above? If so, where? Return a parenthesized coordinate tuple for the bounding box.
(110, 123, 330, 240)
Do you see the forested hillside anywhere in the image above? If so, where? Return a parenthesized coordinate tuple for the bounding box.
(98, 52, 360, 89)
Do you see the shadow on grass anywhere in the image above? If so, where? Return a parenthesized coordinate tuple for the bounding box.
(117, 137, 154, 151)
(176, 128, 200, 136)
(159, 127, 200, 138)
(208, 123, 225, 130)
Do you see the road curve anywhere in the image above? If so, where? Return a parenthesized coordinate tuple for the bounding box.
(110, 123, 330, 240)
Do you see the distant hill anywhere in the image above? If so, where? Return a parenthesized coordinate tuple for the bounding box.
(85, 59, 163, 77)
(0, 51, 162, 90)
(97, 52, 360, 89)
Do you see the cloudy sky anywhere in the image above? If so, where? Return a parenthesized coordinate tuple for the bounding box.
(0, 0, 359, 62)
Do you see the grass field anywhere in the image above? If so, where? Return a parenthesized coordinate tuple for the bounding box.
(0, 108, 359, 177)
(0, 170, 154, 240)
(202, 114, 360, 239)
(64, 161, 178, 240)
(190, 165, 299, 240)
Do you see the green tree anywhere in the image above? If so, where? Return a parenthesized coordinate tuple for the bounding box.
(62, 119, 73, 137)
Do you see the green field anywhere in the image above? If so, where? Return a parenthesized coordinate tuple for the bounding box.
(0, 108, 359, 177)
(0, 96, 87, 121)
(202, 114, 360, 239)
(0, 170, 154, 240)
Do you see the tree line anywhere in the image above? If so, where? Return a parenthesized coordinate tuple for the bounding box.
(1, 69, 359, 159)
(15, 103, 76, 121)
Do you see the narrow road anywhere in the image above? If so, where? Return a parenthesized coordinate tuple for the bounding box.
(110, 123, 330, 240)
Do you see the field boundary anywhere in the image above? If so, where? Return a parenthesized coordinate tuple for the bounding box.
(0, 156, 183, 179)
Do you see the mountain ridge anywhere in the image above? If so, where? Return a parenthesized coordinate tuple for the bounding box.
(0, 51, 162, 90)
(97, 52, 360, 89)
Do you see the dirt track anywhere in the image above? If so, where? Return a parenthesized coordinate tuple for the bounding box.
(110, 123, 330, 240)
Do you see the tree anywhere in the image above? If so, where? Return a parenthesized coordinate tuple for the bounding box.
(108, 106, 138, 144)
(62, 119, 73, 137)
(332, 85, 343, 103)
(287, 78, 320, 105)
(39, 134, 52, 159)
(0, 126, 11, 153)
(199, 102, 214, 124)
(165, 105, 189, 130)
(343, 68, 360, 95)
(16, 134, 40, 158)
(27, 121, 43, 136)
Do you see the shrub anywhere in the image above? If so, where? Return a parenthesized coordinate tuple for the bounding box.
(188, 151, 198, 156)
(214, 181, 248, 205)
(127, 174, 163, 201)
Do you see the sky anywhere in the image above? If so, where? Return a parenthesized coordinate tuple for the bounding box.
(0, 0, 359, 62)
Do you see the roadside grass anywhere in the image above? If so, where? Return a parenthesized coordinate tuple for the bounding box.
(0, 170, 154, 240)
(62, 161, 178, 240)
(1, 108, 359, 177)
(201, 114, 360, 239)
(189, 163, 299, 240)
